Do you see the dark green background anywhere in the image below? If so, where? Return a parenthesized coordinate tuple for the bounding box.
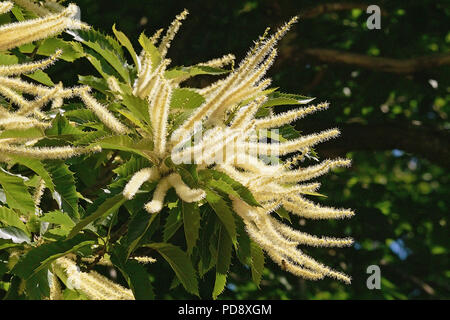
(51, 0, 449, 299)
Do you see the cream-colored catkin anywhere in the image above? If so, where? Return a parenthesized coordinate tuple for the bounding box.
(167, 173, 205, 203)
(123, 167, 160, 199)
(144, 176, 171, 213)
(0, 1, 13, 15)
(0, 4, 88, 51)
(158, 9, 188, 58)
(52, 257, 134, 300)
(76, 88, 129, 134)
(49, 270, 64, 300)
(0, 144, 101, 159)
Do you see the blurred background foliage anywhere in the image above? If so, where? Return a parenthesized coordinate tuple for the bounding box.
(49, 0, 449, 299)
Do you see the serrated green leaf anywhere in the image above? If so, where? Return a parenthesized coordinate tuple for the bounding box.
(182, 201, 200, 255)
(40, 210, 75, 228)
(25, 69, 54, 86)
(200, 169, 260, 207)
(138, 32, 161, 69)
(19, 38, 84, 62)
(0, 206, 28, 233)
(250, 242, 265, 287)
(112, 24, 139, 69)
(0, 170, 35, 215)
(143, 243, 199, 296)
(12, 234, 95, 279)
(68, 193, 126, 238)
(9, 156, 55, 192)
(79, 29, 130, 83)
(204, 188, 237, 246)
(0, 226, 30, 244)
(45, 162, 79, 220)
(213, 225, 232, 299)
(95, 135, 152, 158)
(170, 88, 205, 110)
(121, 94, 151, 124)
(165, 65, 229, 81)
(163, 202, 182, 242)
(78, 75, 109, 95)
(113, 156, 150, 177)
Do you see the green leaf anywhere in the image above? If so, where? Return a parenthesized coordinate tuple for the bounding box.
(0, 53, 18, 65)
(0, 227, 30, 244)
(19, 38, 84, 62)
(250, 242, 265, 287)
(262, 92, 315, 108)
(165, 65, 229, 81)
(45, 162, 79, 220)
(80, 29, 130, 83)
(45, 114, 84, 137)
(111, 245, 154, 300)
(12, 234, 95, 279)
(200, 169, 260, 207)
(213, 226, 233, 299)
(182, 201, 200, 256)
(0, 206, 28, 234)
(113, 156, 150, 177)
(25, 70, 54, 86)
(121, 94, 151, 124)
(68, 193, 126, 239)
(163, 203, 182, 242)
(143, 243, 199, 296)
(125, 209, 158, 258)
(0, 127, 44, 140)
(9, 156, 55, 192)
(112, 24, 139, 69)
(95, 135, 152, 158)
(40, 210, 75, 228)
(138, 32, 161, 69)
(0, 170, 35, 215)
(170, 88, 205, 110)
(78, 75, 109, 95)
(204, 188, 237, 246)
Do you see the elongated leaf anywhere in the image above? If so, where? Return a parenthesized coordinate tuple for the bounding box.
(250, 242, 265, 287)
(78, 75, 109, 95)
(144, 243, 199, 296)
(25, 70, 54, 86)
(163, 203, 182, 242)
(171, 88, 205, 110)
(204, 188, 237, 246)
(45, 162, 79, 220)
(200, 169, 260, 207)
(213, 226, 232, 299)
(0, 206, 28, 233)
(81, 30, 130, 83)
(165, 65, 228, 81)
(182, 201, 200, 256)
(95, 135, 152, 158)
(113, 156, 150, 177)
(125, 209, 159, 258)
(12, 234, 95, 279)
(68, 193, 126, 238)
(0, 170, 35, 215)
(112, 24, 139, 69)
(111, 245, 154, 300)
(138, 33, 161, 69)
(0, 127, 44, 140)
(40, 210, 75, 228)
(121, 94, 151, 124)
(10, 156, 55, 192)
(0, 226, 30, 244)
